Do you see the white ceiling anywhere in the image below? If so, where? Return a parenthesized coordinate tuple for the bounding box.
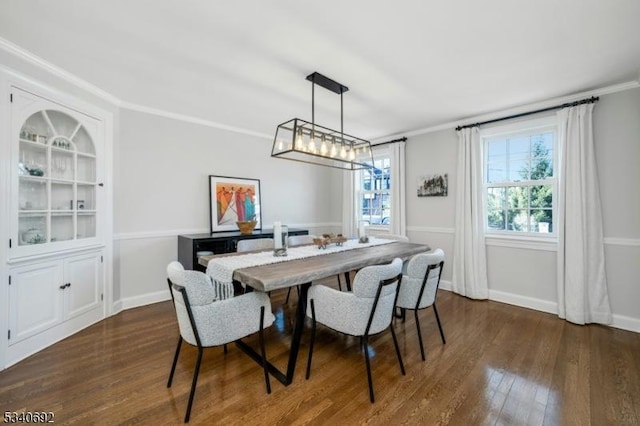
(1, 0, 639, 140)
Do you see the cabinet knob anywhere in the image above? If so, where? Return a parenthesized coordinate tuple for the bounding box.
(59, 284, 66, 290)
(66, 283, 71, 288)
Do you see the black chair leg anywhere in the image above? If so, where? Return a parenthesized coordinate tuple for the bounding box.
(414, 310, 426, 361)
(390, 324, 406, 375)
(258, 306, 271, 394)
(433, 303, 446, 344)
(306, 300, 317, 380)
(363, 335, 375, 403)
(184, 347, 203, 423)
(167, 336, 183, 387)
(285, 287, 292, 304)
(223, 344, 228, 354)
(337, 274, 342, 291)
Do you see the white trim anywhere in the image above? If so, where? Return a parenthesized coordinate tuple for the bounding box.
(485, 288, 639, 333)
(114, 229, 209, 241)
(112, 300, 123, 316)
(374, 80, 640, 141)
(485, 236, 557, 252)
(6, 244, 105, 265)
(611, 314, 640, 333)
(120, 101, 272, 140)
(603, 238, 640, 247)
(4, 35, 638, 144)
(0, 37, 122, 106)
(406, 226, 456, 234)
(120, 289, 171, 310)
(489, 289, 558, 315)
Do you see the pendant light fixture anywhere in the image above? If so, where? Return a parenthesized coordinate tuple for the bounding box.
(271, 72, 373, 170)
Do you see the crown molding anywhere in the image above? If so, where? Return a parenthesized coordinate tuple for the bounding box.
(375, 80, 640, 141)
(0, 36, 122, 106)
(4, 35, 639, 143)
(0, 36, 273, 139)
(119, 101, 272, 140)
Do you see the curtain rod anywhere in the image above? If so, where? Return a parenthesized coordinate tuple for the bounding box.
(371, 137, 407, 147)
(455, 96, 599, 131)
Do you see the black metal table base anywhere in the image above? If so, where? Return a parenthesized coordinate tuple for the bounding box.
(235, 282, 311, 386)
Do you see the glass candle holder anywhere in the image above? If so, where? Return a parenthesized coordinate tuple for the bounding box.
(274, 224, 289, 257)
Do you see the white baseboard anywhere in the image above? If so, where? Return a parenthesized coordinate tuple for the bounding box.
(488, 289, 558, 315)
(612, 314, 640, 333)
(120, 289, 171, 310)
(111, 300, 123, 315)
(443, 284, 640, 334)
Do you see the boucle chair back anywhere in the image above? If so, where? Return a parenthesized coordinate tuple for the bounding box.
(237, 238, 274, 252)
(288, 234, 317, 246)
(170, 270, 216, 346)
(396, 249, 445, 310)
(381, 234, 410, 242)
(353, 258, 403, 335)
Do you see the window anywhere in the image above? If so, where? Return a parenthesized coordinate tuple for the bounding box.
(359, 155, 391, 226)
(483, 118, 557, 236)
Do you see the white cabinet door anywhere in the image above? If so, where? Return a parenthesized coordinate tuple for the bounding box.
(9, 261, 64, 345)
(63, 253, 102, 319)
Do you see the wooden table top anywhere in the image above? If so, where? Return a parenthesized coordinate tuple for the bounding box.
(200, 241, 430, 292)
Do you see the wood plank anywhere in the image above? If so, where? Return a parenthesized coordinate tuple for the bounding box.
(1, 288, 639, 424)
(235, 242, 430, 291)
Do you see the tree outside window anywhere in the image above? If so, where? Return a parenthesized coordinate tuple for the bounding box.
(485, 130, 555, 235)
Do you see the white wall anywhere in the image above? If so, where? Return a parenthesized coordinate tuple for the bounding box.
(113, 109, 343, 307)
(404, 87, 640, 331)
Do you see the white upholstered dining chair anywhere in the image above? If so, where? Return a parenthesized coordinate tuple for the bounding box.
(305, 258, 405, 403)
(166, 264, 275, 422)
(236, 238, 274, 252)
(395, 248, 446, 361)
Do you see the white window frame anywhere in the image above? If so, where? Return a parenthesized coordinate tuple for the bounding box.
(481, 116, 558, 244)
(358, 150, 391, 231)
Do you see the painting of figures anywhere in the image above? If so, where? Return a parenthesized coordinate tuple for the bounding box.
(209, 175, 261, 232)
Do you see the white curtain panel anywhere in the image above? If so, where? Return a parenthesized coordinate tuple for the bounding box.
(556, 104, 612, 325)
(388, 140, 407, 236)
(452, 127, 489, 299)
(342, 169, 358, 237)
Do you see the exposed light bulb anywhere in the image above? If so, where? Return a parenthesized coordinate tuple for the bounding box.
(330, 142, 337, 157)
(340, 145, 347, 159)
(349, 148, 356, 160)
(320, 137, 328, 155)
(308, 133, 316, 151)
(278, 140, 283, 150)
(295, 131, 303, 149)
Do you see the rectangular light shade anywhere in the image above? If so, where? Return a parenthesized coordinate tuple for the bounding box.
(272, 118, 373, 170)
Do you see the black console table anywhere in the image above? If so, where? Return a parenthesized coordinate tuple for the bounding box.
(178, 228, 309, 271)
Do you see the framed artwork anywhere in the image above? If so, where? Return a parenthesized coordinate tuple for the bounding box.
(209, 175, 261, 232)
(417, 173, 448, 197)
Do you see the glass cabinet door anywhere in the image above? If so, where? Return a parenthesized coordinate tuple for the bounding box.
(16, 108, 98, 248)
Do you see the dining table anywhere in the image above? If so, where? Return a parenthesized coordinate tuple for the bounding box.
(198, 239, 430, 386)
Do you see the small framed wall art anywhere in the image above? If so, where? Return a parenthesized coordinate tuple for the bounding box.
(209, 175, 262, 232)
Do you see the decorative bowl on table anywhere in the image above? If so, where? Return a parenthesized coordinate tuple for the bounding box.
(236, 220, 257, 235)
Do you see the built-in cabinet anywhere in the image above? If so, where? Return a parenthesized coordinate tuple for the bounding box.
(8, 251, 103, 346)
(3, 83, 108, 368)
(11, 87, 101, 256)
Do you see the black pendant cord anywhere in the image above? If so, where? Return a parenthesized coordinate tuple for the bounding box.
(455, 96, 599, 131)
(311, 80, 315, 136)
(340, 91, 344, 144)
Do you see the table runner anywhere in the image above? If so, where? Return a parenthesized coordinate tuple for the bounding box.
(206, 237, 395, 297)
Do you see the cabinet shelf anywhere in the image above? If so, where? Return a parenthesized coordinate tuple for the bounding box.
(13, 97, 101, 256)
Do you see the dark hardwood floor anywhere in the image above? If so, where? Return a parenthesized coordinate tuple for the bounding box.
(1, 283, 639, 425)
